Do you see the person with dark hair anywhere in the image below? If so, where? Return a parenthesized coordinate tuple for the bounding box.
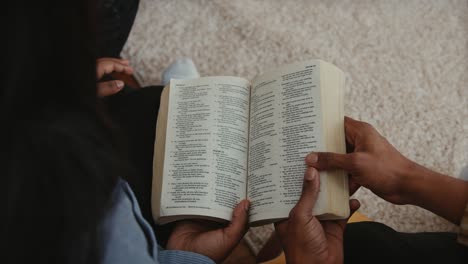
(3, 1, 249, 264)
(3, 2, 119, 263)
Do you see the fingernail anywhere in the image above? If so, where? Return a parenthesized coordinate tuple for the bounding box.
(305, 168, 316, 181)
(243, 200, 250, 211)
(116, 81, 124, 89)
(306, 153, 318, 163)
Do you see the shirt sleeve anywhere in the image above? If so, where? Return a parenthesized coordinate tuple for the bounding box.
(458, 203, 468, 246)
(99, 179, 215, 264)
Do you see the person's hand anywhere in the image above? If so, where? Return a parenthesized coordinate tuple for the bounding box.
(305, 116, 415, 205)
(166, 200, 250, 263)
(96, 58, 133, 97)
(306, 116, 468, 224)
(275, 167, 360, 264)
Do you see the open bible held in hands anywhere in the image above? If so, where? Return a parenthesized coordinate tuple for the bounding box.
(152, 60, 349, 226)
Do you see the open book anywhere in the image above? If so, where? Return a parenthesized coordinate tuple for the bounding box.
(152, 60, 349, 226)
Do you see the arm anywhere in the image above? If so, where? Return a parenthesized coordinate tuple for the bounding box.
(306, 116, 468, 225)
(402, 162, 468, 224)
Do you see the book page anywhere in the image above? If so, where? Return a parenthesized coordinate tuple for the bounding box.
(248, 61, 327, 223)
(160, 77, 250, 221)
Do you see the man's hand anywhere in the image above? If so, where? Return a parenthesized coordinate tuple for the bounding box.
(306, 116, 468, 225)
(166, 200, 250, 263)
(306, 116, 414, 205)
(96, 58, 133, 97)
(275, 168, 360, 264)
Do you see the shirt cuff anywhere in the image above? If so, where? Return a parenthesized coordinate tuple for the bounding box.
(158, 250, 215, 264)
(458, 203, 468, 246)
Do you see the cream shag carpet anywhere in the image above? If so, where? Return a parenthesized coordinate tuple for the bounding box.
(122, 0, 468, 254)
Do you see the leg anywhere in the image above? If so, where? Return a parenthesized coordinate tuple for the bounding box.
(344, 222, 468, 263)
(106, 85, 180, 247)
(104, 57, 200, 215)
(105, 59, 200, 246)
(105, 86, 163, 227)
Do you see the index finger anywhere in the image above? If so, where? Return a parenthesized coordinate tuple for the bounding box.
(97, 62, 133, 79)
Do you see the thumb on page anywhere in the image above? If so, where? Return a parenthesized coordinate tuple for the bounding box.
(290, 167, 320, 219)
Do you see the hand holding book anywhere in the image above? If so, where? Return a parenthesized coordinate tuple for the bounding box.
(166, 200, 250, 263)
(275, 167, 360, 264)
(306, 117, 468, 225)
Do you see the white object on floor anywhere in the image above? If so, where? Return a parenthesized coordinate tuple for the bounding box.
(161, 58, 200, 86)
(460, 165, 468, 181)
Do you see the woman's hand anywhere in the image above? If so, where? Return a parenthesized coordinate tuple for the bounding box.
(275, 167, 360, 264)
(166, 200, 250, 263)
(96, 58, 133, 97)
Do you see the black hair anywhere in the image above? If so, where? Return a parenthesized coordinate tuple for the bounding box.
(2, 2, 120, 264)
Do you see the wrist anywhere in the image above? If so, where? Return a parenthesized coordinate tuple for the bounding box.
(396, 161, 468, 224)
(395, 159, 422, 204)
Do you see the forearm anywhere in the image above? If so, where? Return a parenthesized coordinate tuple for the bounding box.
(401, 162, 468, 225)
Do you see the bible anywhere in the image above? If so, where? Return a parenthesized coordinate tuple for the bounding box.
(152, 60, 349, 226)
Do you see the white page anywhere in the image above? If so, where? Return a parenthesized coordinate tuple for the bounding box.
(161, 77, 250, 221)
(248, 61, 327, 223)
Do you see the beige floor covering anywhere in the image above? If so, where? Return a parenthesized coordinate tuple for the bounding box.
(122, 0, 468, 254)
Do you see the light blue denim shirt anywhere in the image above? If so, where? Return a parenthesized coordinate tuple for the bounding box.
(99, 179, 215, 264)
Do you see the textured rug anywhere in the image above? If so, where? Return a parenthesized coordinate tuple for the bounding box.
(122, 0, 468, 254)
